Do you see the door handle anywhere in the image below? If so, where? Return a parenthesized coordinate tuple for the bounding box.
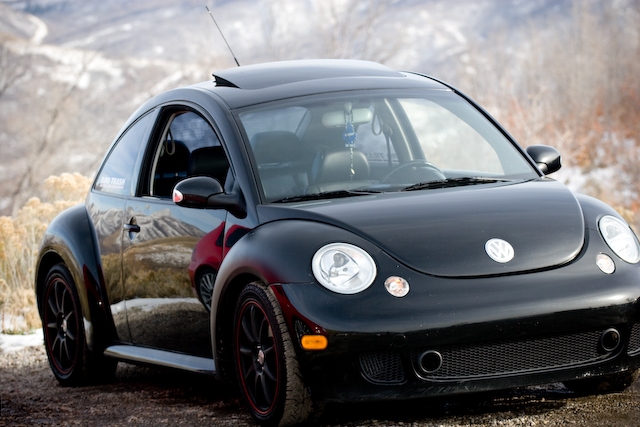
(124, 218, 140, 240)
(123, 224, 141, 233)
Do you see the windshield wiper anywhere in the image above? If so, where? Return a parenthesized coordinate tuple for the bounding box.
(401, 177, 516, 192)
(272, 189, 382, 203)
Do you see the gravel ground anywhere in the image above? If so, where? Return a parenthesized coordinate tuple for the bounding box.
(1, 345, 639, 426)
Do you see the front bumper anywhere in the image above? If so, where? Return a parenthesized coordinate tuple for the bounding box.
(274, 228, 640, 402)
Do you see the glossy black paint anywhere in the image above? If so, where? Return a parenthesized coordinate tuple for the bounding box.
(526, 145, 562, 174)
(34, 60, 640, 411)
(36, 204, 116, 352)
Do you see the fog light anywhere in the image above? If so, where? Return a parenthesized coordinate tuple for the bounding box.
(600, 328, 621, 352)
(301, 335, 328, 350)
(596, 253, 615, 274)
(418, 350, 443, 374)
(384, 276, 410, 297)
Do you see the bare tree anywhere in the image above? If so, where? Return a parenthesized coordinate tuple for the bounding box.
(314, 0, 402, 63)
(0, 35, 29, 100)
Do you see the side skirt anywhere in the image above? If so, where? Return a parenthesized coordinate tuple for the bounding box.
(104, 345, 216, 375)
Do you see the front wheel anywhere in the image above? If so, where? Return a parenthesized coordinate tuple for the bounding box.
(42, 263, 116, 386)
(233, 282, 313, 426)
(563, 369, 640, 395)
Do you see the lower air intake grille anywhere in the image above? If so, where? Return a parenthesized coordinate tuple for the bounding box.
(413, 330, 612, 381)
(629, 324, 640, 356)
(360, 351, 405, 384)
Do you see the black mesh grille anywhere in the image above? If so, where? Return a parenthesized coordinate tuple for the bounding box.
(360, 351, 405, 384)
(413, 330, 611, 380)
(629, 324, 640, 356)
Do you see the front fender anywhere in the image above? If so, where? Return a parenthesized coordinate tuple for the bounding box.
(575, 193, 631, 229)
(35, 203, 115, 352)
(210, 219, 382, 382)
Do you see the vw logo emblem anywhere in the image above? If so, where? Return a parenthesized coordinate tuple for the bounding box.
(485, 238, 515, 263)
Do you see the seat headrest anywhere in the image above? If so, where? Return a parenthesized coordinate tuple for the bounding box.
(311, 149, 370, 184)
(188, 146, 229, 184)
(252, 131, 302, 164)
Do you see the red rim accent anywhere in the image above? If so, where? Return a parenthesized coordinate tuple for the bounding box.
(236, 299, 280, 415)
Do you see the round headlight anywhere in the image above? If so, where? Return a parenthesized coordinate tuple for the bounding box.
(312, 243, 377, 294)
(598, 215, 640, 264)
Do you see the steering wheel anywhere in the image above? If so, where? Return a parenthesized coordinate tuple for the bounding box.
(381, 160, 446, 184)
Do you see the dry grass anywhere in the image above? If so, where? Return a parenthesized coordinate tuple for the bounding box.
(0, 173, 91, 332)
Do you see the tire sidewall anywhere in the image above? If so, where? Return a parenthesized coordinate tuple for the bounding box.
(42, 264, 86, 385)
(233, 284, 288, 425)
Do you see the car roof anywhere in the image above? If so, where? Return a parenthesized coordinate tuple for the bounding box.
(192, 59, 449, 109)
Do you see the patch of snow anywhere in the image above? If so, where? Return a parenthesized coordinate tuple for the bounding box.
(0, 330, 43, 353)
(0, 197, 11, 210)
(121, 297, 201, 313)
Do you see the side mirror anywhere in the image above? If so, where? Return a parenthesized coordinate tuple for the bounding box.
(526, 145, 562, 175)
(173, 176, 223, 206)
(173, 176, 246, 217)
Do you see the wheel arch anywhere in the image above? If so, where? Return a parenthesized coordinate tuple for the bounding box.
(210, 219, 328, 383)
(212, 271, 263, 383)
(35, 203, 115, 353)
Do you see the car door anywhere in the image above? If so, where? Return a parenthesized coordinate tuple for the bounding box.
(121, 106, 231, 358)
(88, 109, 158, 343)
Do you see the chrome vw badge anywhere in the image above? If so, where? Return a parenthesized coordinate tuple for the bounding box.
(485, 238, 515, 263)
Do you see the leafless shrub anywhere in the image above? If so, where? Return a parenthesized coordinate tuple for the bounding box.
(0, 173, 90, 332)
(454, 0, 640, 230)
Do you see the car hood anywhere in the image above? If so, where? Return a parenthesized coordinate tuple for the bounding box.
(258, 179, 585, 277)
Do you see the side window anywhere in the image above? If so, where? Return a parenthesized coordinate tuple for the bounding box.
(148, 111, 230, 198)
(94, 113, 153, 196)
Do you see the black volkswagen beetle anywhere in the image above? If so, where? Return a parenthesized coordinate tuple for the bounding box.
(36, 60, 640, 426)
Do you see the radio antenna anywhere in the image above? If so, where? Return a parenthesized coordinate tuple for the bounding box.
(205, 5, 240, 67)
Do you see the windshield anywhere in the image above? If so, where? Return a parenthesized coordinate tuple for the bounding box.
(235, 89, 538, 203)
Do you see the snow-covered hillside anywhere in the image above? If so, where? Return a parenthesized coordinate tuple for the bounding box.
(0, 0, 638, 227)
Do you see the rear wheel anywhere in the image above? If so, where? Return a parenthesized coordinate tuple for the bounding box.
(233, 282, 312, 426)
(42, 263, 116, 386)
(563, 369, 640, 395)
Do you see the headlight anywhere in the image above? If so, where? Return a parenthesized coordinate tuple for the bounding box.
(312, 243, 377, 294)
(598, 215, 640, 264)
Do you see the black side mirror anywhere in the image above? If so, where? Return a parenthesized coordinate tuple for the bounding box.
(173, 176, 246, 217)
(526, 145, 562, 175)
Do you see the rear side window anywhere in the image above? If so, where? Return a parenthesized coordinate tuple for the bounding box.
(94, 113, 153, 196)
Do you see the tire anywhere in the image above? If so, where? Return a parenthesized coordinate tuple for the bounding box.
(42, 263, 116, 386)
(563, 369, 640, 395)
(233, 282, 313, 426)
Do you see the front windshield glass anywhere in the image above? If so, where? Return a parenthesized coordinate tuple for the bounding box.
(236, 89, 538, 202)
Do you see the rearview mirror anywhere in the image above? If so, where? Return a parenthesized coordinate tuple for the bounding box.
(526, 145, 562, 175)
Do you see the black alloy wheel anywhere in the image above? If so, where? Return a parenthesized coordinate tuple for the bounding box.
(233, 283, 312, 426)
(42, 263, 116, 386)
(43, 265, 82, 380)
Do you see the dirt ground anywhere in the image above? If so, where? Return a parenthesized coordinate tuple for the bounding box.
(1, 345, 639, 427)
